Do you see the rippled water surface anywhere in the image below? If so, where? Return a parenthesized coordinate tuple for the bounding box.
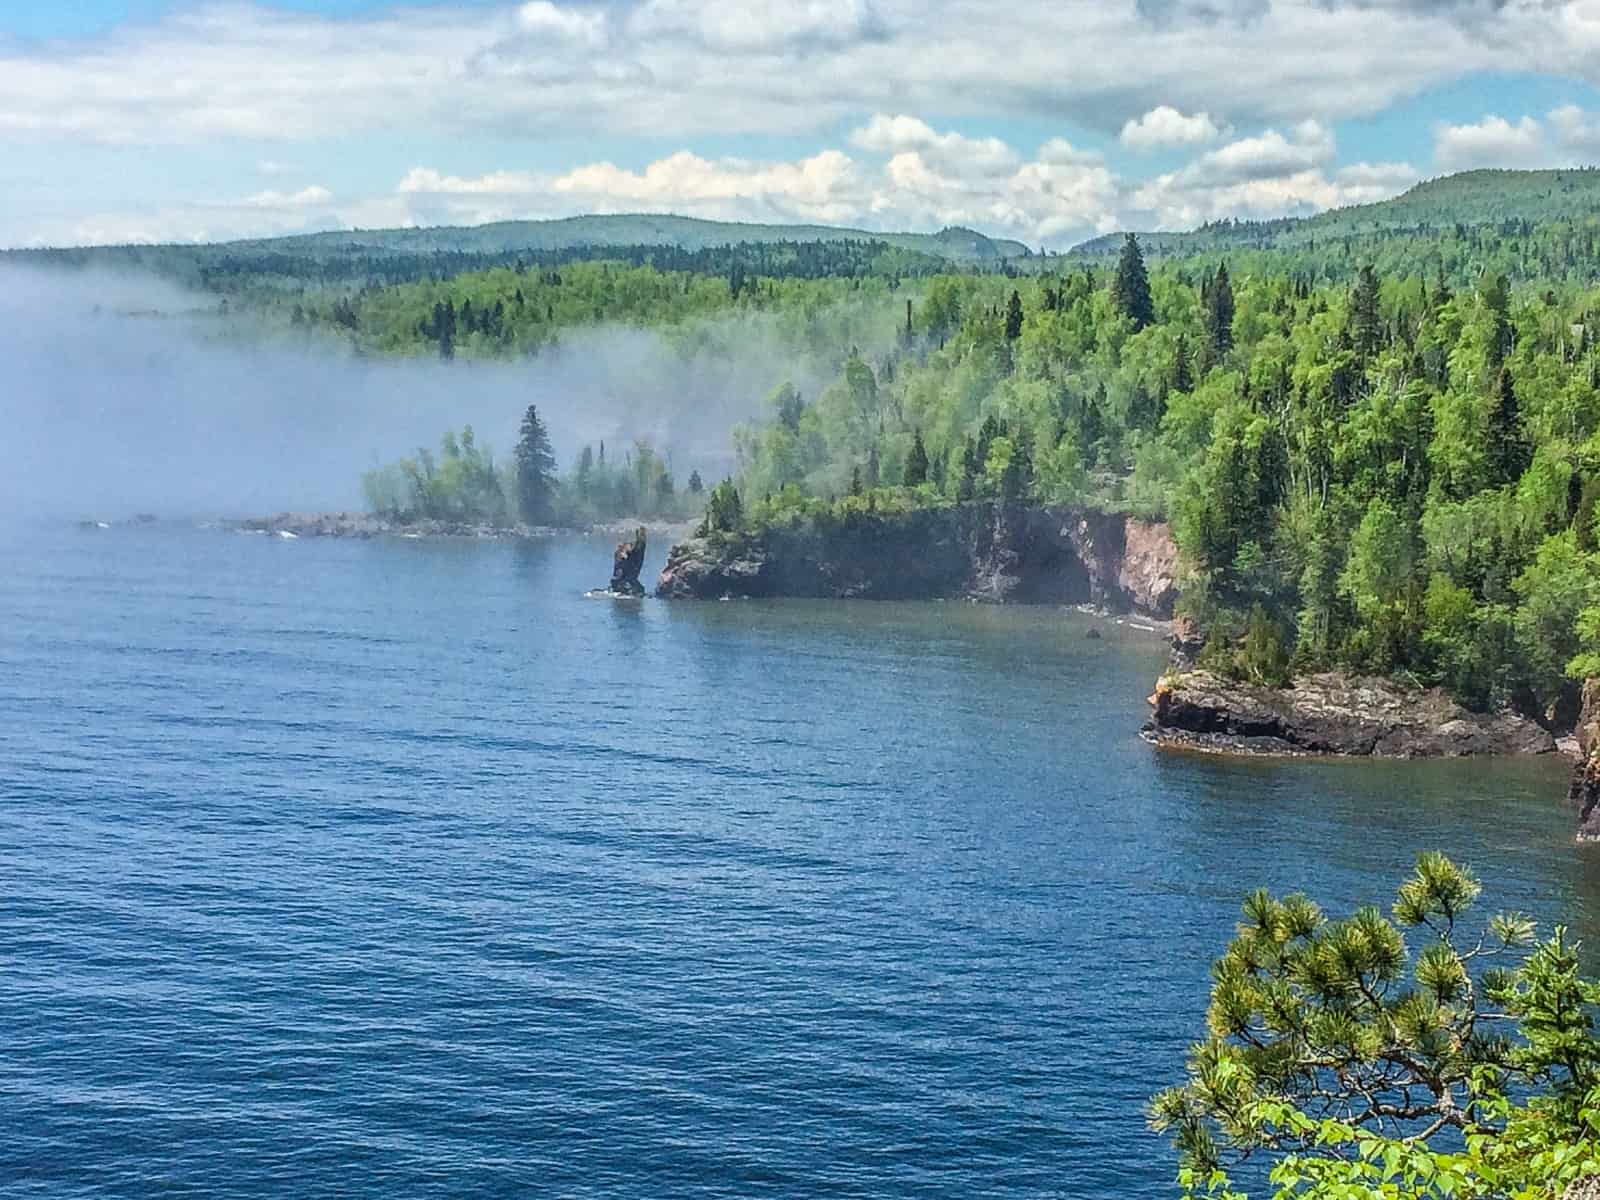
(4, 524, 1597, 1199)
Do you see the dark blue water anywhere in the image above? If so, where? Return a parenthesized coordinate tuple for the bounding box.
(4, 524, 1596, 1199)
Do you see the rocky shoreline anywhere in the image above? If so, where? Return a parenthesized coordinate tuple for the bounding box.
(1143, 669, 1556, 759)
(231, 512, 694, 542)
(655, 503, 1180, 617)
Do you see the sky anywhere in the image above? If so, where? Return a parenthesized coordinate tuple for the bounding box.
(5, 0, 1600, 250)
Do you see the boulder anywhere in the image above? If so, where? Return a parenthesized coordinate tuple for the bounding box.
(1145, 670, 1556, 759)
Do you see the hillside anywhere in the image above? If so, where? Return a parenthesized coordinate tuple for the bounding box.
(1069, 167, 1600, 260)
(7, 213, 1030, 270)
(244, 214, 1032, 261)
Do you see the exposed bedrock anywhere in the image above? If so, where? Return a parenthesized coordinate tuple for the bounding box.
(1144, 670, 1556, 759)
(656, 503, 1178, 618)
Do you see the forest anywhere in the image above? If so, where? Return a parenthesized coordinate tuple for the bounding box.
(26, 167, 1600, 720)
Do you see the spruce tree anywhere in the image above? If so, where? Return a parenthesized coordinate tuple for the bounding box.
(1005, 289, 1024, 340)
(905, 430, 930, 487)
(1111, 234, 1154, 330)
(1489, 367, 1531, 485)
(1172, 333, 1193, 394)
(514, 404, 557, 525)
(1205, 262, 1235, 359)
(1349, 264, 1381, 359)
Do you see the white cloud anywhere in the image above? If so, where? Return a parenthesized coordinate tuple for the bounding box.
(1433, 114, 1547, 171)
(0, 0, 1589, 149)
(1119, 106, 1223, 150)
(12, 118, 1424, 249)
(627, 0, 883, 51)
(1130, 122, 1414, 227)
(849, 114, 1019, 175)
(1547, 104, 1600, 158)
(1174, 121, 1337, 187)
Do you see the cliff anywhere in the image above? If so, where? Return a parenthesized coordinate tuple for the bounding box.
(656, 504, 1179, 617)
(1569, 679, 1600, 842)
(1145, 670, 1556, 759)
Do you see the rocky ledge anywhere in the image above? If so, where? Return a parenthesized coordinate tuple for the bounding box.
(232, 512, 542, 539)
(656, 503, 1179, 617)
(1145, 670, 1556, 759)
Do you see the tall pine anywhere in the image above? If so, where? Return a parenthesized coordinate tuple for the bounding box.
(1111, 234, 1154, 330)
(904, 430, 930, 487)
(1205, 262, 1235, 360)
(514, 404, 557, 525)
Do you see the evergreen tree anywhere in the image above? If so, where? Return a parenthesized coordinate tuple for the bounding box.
(1349, 264, 1381, 359)
(1489, 367, 1531, 486)
(1172, 333, 1193, 394)
(849, 465, 863, 496)
(904, 429, 930, 487)
(1205, 262, 1235, 359)
(958, 437, 979, 502)
(687, 469, 704, 495)
(1004, 289, 1024, 340)
(513, 404, 557, 525)
(1111, 234, 1155, 330)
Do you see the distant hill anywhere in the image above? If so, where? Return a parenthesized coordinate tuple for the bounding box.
(1068, 168, 1600, 260)
(13, 213, 1031, 264)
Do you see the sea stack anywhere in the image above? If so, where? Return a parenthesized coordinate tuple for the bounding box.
(609, 527, 647, 597)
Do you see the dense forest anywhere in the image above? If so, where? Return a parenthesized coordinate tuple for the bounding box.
(23, 167, 1600, 721)
(722, 235, 1600, 723)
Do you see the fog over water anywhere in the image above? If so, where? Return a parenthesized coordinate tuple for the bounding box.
(1, 266, 844, 523)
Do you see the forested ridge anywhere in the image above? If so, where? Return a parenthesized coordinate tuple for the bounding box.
(28, 166, 1600, 720)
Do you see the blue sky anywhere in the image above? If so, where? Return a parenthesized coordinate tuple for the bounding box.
(3, 0, 1600, 248)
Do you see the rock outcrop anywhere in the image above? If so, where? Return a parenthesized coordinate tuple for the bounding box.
(1569, 678, 1600, 842)
(607, 527, 647, 597)
(1145, 670, 1556, 758)
(655, 503, 1179, 617)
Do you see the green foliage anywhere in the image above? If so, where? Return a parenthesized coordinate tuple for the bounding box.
(699, 479, 745, 537)
(514, 405, 557, 525)
(1151, 854, 1600, 1200)
(1114, 234, 1156, 330)
(362, 424, 509, 524)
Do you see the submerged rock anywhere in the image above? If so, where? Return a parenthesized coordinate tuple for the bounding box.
(607, 527, 647, 597)
(1145, 669, 1555, 759)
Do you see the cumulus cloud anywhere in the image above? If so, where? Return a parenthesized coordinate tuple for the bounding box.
(15, 112, 1438, 250)
(849, 114, 1020, 175)
(1120, 105, 1225, 150)
(1546, 104, 1600, 158)
(0, 0, 1586, 149)
(1433, 114, 1547, 170)
(1129, 123, 1414, 227)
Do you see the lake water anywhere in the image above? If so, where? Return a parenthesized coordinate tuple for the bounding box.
(3, 524, 1596, 1199)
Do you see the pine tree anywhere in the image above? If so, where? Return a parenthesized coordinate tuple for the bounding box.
(958, 437, 979, 502)
(514, 404, 557, 525)
(1111, 234, 1154, 330)
(1489, 367, 1531, 485)
(1172, 333, 1193, 394)
(1205, 262, 1234, 359)
(687, 469, 704, 495)
(1350, 264, 1381, 359)
(904, 430, 930, 487)
(1005, 289, 1024, 340)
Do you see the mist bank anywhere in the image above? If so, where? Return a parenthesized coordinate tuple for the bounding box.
(0, 266, 883, 523)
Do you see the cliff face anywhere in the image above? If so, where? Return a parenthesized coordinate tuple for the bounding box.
(1146, 670, 1556, 758)
(656, 504, 1179, 617)
(1569, 679, 1600, 842)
